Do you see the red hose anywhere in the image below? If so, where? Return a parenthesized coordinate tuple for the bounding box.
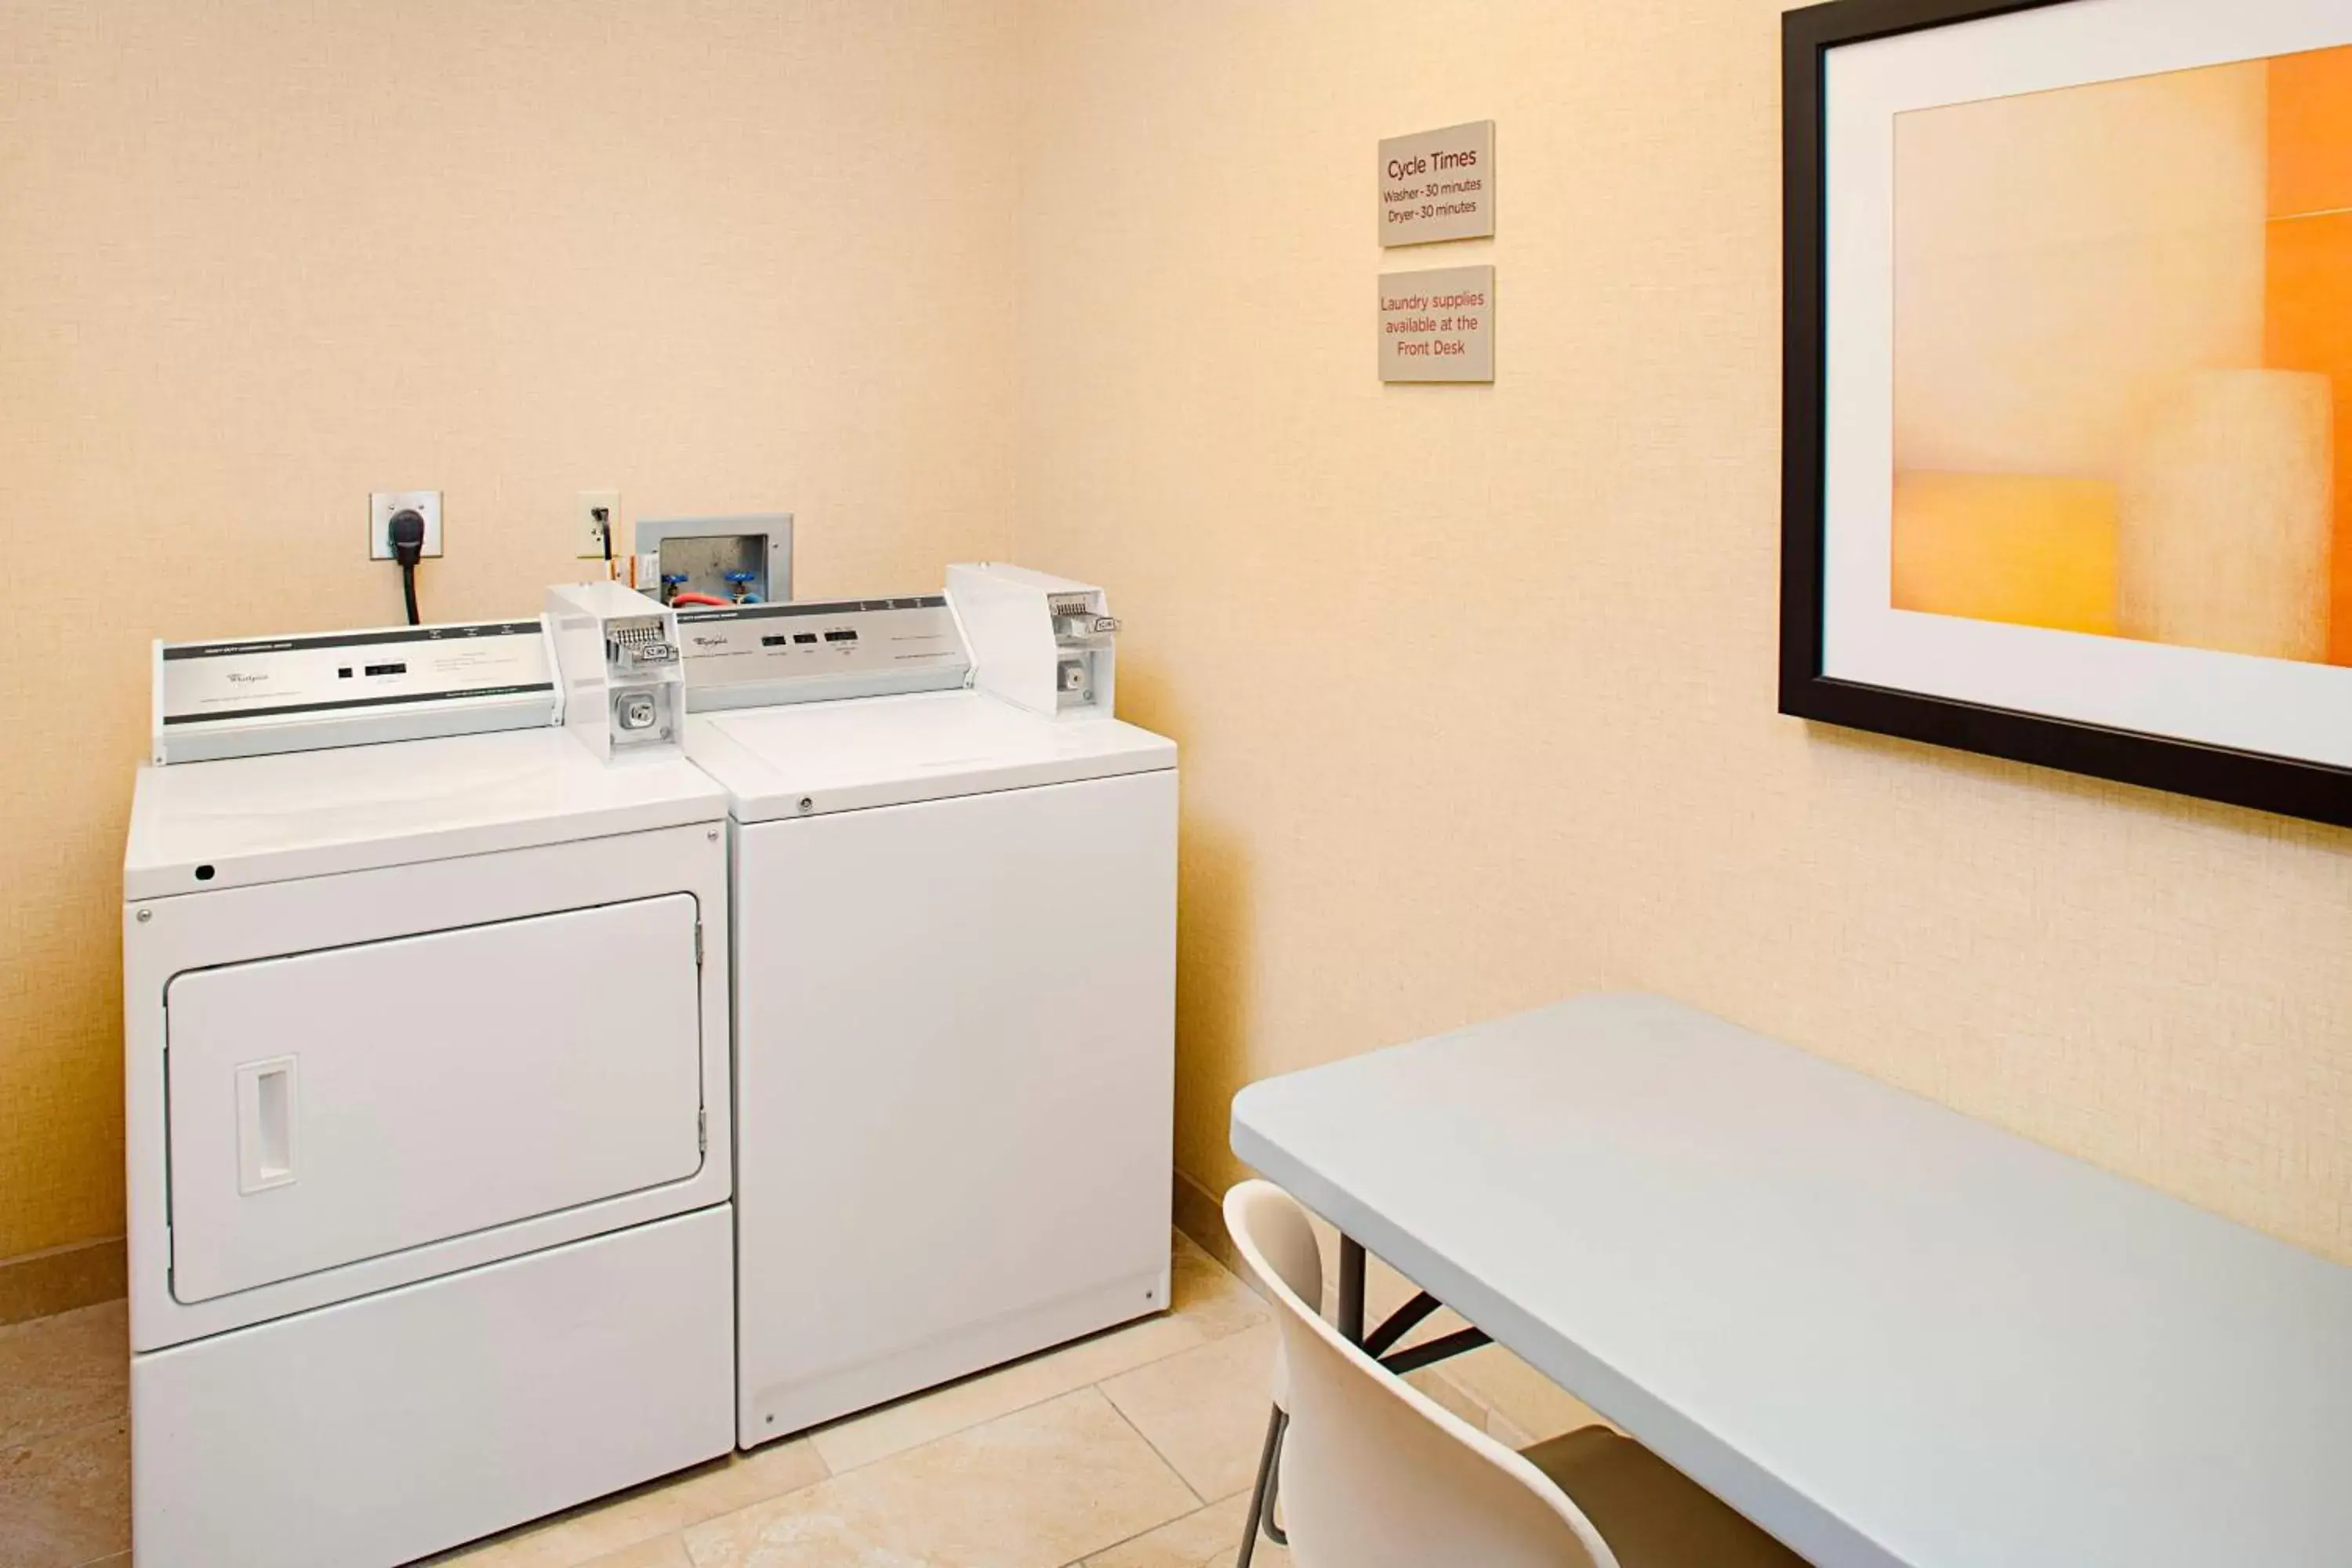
(670, 592, 731, 607)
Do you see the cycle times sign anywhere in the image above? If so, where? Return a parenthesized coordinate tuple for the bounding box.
(1379, 120, 1493, 246)
(1377, 122, 1494, 383)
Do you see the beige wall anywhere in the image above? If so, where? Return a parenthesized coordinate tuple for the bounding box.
(1013, 0, 2352, 1299)
(0, 0, 1020, 1276)
(5, 0, 2348, 1381)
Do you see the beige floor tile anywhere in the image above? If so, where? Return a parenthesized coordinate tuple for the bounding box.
(578, 1534, 694, 1568)
(0, 1417, 131, 1568)
(1485, 1406, 1537, 1450)
(1402, 1365, 1490, 1432)
(685, 1388, 1198, 1568)
(1200, 1535, 1290, 1568)
(1097, 1326, 1279, 1503)
(683, 1442, 834, 1520)
(811, 1311, 1209, 1475)
(1439, 1341, 1615, 1445)
(1081, 1491, 1288, 1568)
(0, 1244, 1283, 1568)
(1167, 1234, 1269, 1341)
(438, 1442, 826, 1566)
(0, 1301, 127, 1450)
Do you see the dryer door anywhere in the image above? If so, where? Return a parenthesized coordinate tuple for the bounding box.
(165, 894, 705, 1304)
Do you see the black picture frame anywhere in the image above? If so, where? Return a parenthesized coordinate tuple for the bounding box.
(1779, 0, 2352, 830)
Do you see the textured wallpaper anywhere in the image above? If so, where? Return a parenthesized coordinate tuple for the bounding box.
(6, 0, 2347, 1294)
(0, 0, 1022, 1265)
(1012, 0, 2352, 1265)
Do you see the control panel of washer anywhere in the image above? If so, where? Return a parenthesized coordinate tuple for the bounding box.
(673, 596, 970, 712)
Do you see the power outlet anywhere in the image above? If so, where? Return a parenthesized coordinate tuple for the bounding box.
(369, 491, 444, 560)
(577, 491, 622, 560)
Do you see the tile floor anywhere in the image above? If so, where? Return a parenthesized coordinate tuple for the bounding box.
(0, 1297, 129, 1568)
(0, 1233, 1291, 1568)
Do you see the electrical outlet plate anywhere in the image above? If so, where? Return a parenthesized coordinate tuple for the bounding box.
(577, 490, 621, 560)
(369, 491, 444, 561)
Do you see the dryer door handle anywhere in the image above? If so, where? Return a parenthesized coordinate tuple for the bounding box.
(235, 1056, 299, 1194)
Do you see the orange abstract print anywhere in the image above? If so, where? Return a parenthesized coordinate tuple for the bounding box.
(2263, 45, 2352, 663)
(1891, 44, 2352, 666)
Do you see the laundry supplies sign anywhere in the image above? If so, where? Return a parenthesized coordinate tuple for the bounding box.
(1379, 121, 1494, 246)
(1379, 266, 1494, 383)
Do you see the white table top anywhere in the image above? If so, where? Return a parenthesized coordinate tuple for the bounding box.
(1229, 993, 2352, 1568)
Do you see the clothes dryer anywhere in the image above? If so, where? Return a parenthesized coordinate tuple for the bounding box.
(124, 605, 734, 1567)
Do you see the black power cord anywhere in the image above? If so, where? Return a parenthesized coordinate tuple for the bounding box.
(388, 507, 426, 626)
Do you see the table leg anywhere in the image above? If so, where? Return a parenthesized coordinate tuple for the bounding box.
(1338, 1234, 1367, 1345)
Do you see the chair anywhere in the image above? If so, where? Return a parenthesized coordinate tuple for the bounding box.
(1223, 1180, 1810, 1568)
(1232, 1182, 1503, 1566)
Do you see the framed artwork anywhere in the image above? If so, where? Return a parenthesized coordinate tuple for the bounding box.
(1781, 0, 2352, 827)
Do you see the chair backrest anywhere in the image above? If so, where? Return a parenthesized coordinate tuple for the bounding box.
(1224, 1180, 1619, 1568)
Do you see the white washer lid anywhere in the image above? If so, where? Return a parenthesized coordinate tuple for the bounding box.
(684, 689, 1175, 822)
(125, 728, 728, 900)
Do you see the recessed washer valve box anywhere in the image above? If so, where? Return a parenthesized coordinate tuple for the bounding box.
(546, 582, 687, 760)
(633, 514, 793, 608)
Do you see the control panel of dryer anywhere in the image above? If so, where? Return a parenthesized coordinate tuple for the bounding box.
(546, 582, 686, 758)
(151, 620, 559, 764)
(673, 596, 970, 712)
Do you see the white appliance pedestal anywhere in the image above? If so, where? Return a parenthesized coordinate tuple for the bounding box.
(132, 1206, 733, 1568)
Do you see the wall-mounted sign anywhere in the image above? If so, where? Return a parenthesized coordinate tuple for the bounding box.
(1379, 265, 1493, 383)
(1379, 121, 1494, 246)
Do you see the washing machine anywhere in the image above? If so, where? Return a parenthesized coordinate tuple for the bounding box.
(679, 564, 1178, 1444)
(123, 591, 735, 1568)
